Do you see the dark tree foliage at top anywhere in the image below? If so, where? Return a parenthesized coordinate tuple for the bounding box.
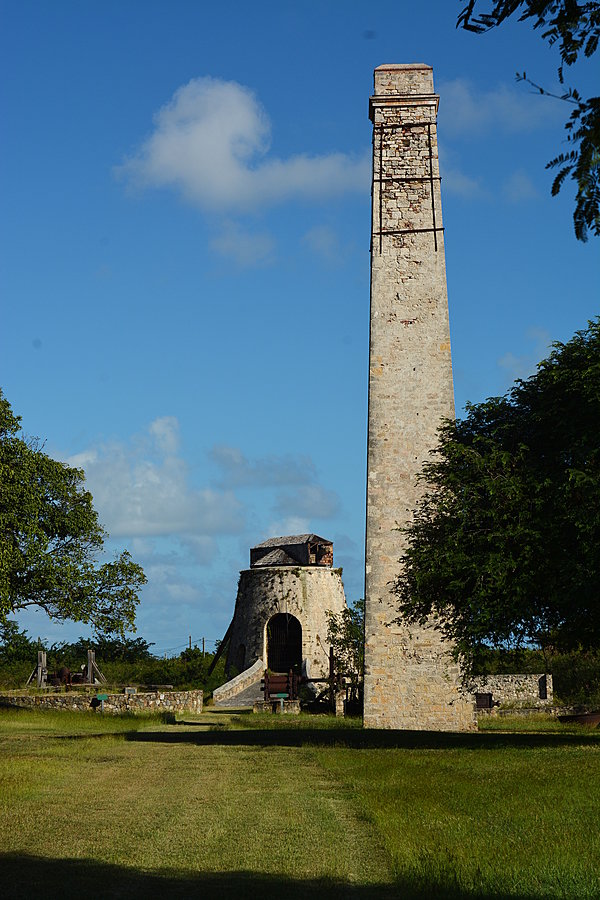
(393, 319, 600, 675)
(458, 1, 600, 241)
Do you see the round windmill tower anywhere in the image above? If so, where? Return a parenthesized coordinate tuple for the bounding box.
(212, 535, 347, 706)
(227, 534, 347, 678)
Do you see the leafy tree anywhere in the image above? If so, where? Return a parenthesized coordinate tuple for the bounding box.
(326, 599, 365, 689)
(393, 319, 600, 675)
(0, 619, 40, 663)
(0, 391, 146, 636)
(458, 1, 600, 240)
(49, 634, 155, 666)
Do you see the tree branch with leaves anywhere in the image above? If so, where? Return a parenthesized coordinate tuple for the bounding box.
(458, 1, 600, 240)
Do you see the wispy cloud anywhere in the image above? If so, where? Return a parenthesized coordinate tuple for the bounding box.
(439, 78, 563, 137)
(273, 484, 341, 519)
(116, 77, 369, 212)
(443, 166, 485, 198)
(211, 444, 341, 529)
(438, 143, 486, 198)
(209, 221, 275, 267)
(502, 169, 539, 203)
(67, 419, 244, 539)
(266, 516, 311, 539)
(148, 415, 180, 455)
(210, 445, 317, 489)
(497, 327, 552, 383)
(303, 225, 344, 264)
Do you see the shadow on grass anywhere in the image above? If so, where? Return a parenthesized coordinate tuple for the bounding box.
(0, 852, 545, 899)
(124, 724, 600, 751)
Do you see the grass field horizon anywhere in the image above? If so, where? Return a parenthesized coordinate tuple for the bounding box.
(2, 707, 599, 898)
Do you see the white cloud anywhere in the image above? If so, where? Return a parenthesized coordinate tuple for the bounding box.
(210, 444, 341, 528)
(439, 78, 563, 137)
(209, 221, 275, 266)
(148, 415, 180, 455)
(180, 535, 217, 566)
(130, 537, 155, 557)
(443, 166, 485, 198)
(438, 143, 486, 198)
(68, 449, 99, 470)
(66, 418, 244, 538)
(127, 535, 217, 569)
(116, 77, 369, 212)
(502, 169, 539, 203)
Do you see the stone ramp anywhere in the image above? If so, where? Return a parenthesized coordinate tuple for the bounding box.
(212, 658, 264, 708)
(214, 680, 265, 708)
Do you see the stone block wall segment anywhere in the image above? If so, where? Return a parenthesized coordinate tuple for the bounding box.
(0, 689, 203, 714)
(364, 64, 475, 731)
(252, 700, 301, 715)
(472, 674, 553, 707)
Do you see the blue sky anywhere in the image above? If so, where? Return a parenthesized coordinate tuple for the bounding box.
(2, 1, 598, 655)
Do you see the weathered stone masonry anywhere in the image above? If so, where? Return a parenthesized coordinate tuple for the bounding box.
(364, 64, 475, 731)
(226, 565, 347, 681)
(473, 674, 553, 708)
(0, 689, 203, 714)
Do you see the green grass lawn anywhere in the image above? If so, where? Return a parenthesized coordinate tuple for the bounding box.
(1, 707, 599, 898)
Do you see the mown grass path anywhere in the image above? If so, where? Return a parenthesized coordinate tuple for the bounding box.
(1, 707, 599, 898)
(1, 709, 392, 898)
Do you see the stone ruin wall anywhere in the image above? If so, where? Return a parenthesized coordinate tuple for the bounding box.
(226, 566, 347, 680)
(0, 689, 203, 715)
(364, 64, 475, 731)
(473, 674, 553, 707)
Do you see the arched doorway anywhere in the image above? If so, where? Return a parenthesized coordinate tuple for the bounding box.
(267, 613, 302, 673)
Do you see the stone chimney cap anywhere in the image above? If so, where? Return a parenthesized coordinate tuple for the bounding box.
(374, 63, 432, 71)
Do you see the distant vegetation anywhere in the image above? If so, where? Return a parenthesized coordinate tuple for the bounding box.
(2, 619, 599, 707)
(0, 620, 228, 696)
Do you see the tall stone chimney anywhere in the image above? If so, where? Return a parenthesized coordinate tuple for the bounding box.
(364, 64, 474, 730)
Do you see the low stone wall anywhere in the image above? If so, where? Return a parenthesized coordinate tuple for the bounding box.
(478, 706, 583, 719)
(472, 674, 552, 707)
(253, 700, 300, 715)
(0, 689, 203, 715)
